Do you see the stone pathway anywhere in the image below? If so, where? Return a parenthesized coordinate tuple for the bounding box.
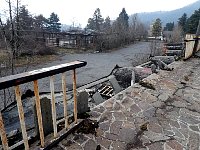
(53, 58, 200, 150)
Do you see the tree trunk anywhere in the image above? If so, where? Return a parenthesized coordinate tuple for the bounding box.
(8, 0, 16, 75)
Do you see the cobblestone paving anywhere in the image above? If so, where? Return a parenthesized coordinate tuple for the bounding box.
(54, 58, 200, 150)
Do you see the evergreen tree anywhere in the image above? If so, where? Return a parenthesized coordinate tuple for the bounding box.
(152, 18, 162, 37)
(117, 8, 129, 30)
(103, 16, 111, 31)
(18, 5, 33, 30)
(87, 8, 104, 31)
(186, 8, 200, 34)
(47, 12, 61, 32)
(164, 22, 174, 31)
(34, 14, 48, 31)
(178, 13, 187, 33)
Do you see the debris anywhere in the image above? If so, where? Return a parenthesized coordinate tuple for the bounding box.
(151, 56, 175, 64)
(21, 89, 34, 100)
(184, 75, 189, 81)
(77, 119, 99, 135)
(151, 59, 174, 71)
(96, 145, 101, 150)
(108, 75, 122, 94)
(139, 80, 155, 90)
(93, 92, 105, 105)
(151, 64, 157, 73)
(140, 122, 149, 131)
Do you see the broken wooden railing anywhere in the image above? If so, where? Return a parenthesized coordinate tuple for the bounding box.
(0, 60, 87, 149)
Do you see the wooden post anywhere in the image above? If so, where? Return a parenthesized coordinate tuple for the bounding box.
(0, 112, 9, 150)
(14, 85, 29, 150)
(62, 73, 68, 129)
(72, 69, 77, 123)
(50, 76, 57, 137)
(33, 80, 45, 148)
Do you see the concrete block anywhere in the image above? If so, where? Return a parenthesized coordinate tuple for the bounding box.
(77, 90, 89, 114)
(109, 76, 122, 94)
(34, 97, 53, 136)
(93, 92, 105, 105)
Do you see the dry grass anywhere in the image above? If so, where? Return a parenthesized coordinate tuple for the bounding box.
(15, 55, 58, 67)
(0, 49, 58, 68)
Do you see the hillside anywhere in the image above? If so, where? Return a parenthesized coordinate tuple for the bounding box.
(136, 0, 200, 25)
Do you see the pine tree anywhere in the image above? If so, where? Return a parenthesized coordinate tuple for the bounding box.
(47, 12, 61, 32)
(152, 18, 162, 37)
(164, 22, 174, 31)
(34, 14, 48, 31)
(117, 8, 129, 30)
(18, 5, 33, 30)
(186, 8, 200, 34)
(178, 13, 187, 33)
(103, 16, 111, 31)
(87, 8, 104, 31)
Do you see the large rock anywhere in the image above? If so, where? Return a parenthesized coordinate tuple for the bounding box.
(112, 67, 152, 88)
(150, 56, 175, 65)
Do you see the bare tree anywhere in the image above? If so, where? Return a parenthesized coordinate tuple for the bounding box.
(8, 0, 16, 74)
(0, 17, 8, 49)
(170, 25, 183, 43)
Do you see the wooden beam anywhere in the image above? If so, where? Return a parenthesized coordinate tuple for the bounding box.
(50, 76, 57, 138)
(62, 73, 68, 129)
(0, 112, 9, 150)
(72, 69, 77, 123)
(15, 85, 29, 150)
(33, 80, 45, 148)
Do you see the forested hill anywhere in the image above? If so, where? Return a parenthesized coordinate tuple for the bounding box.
(136, 0, 200, 25)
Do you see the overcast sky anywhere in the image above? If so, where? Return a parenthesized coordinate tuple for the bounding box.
(0, 0, 198, 27)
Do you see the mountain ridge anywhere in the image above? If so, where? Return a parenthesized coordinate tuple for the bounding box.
(136, 0, 200, 25)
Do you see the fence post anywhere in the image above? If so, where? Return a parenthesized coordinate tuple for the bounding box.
(50, 76, 57, 137)
(33, 80, 45, 148)
(0, 112, 9, 150)
(14, 85, 29, 150)
(72, 69, 77, 123)
(62, 73, 68, 129)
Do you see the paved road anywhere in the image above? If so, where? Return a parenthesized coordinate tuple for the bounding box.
(32, 42, 151, 92)
(0, 41, 152, 97)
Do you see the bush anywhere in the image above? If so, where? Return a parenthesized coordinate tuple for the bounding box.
(36, 45, 57, 56)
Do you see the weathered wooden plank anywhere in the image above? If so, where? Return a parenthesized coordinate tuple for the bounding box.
(62, 73, 68, 129)
(50, 76, 57, 138)
(0, 112, 9, 150)
(72, 69, 77, 123)
(14, 85, 29, 150)
(0, 61, 87, 90)
(33, 80, 45, 148)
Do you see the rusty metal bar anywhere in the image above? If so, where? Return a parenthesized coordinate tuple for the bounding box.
(14, 85, 29, 150)
(0, 61, 87, 90)
(62, 73, 68, 129)
(33, 80, 45, 148)
(50, 76, 57, 137)
(72, 69, 77, 123)
(0, 112, 9, 150)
